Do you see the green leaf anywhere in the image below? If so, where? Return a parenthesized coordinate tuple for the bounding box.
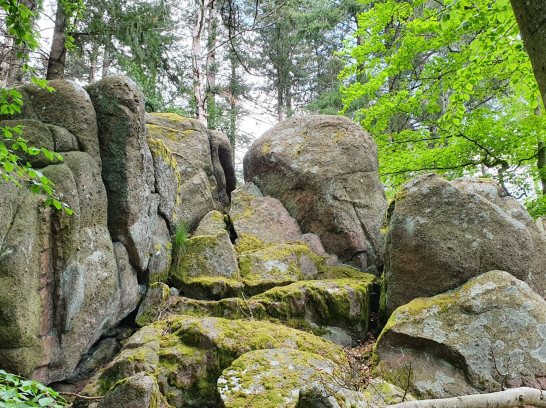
(38, 397, 55, 406)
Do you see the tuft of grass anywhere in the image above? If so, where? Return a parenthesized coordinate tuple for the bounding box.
(172, 221, 189, 270)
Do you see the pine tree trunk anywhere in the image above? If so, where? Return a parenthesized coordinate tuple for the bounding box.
(102, 36, 112, 78)
(206, 0, 217, 129)
(192, 0, 207, 125)
(46, 0, 68, 80)
(89, 40, 99, 84)
(228, 52, 237, 150)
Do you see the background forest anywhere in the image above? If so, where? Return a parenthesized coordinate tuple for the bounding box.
(1, 0, 545, 218)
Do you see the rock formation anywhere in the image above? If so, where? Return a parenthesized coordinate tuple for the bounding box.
(243, 115, 387, 271)
(383, 174, 546, 315)
(0, 80, 137, 383)
(0, 76, 236, 384)
(374, 271, 546, 398)
(2, 80, 545, 408)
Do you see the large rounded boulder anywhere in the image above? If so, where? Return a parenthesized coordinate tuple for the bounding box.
(383, 174, 546, 315)
(243, 115, 387, 271)
(374, 270, 546, 398)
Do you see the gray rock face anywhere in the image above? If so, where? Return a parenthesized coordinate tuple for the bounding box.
(0, 81, 138, 384)
(96, 372, 164, 408)
(146, 112, 236, 234)
(14, 80, 101, 168)
(229, 183, 302, 252)
(244, 115, 387, 270)
(297, 379, 414, 408)
(87, 76, 157, 275)
(374, 270, 546, 398)
(193, 210, 227, 236)
(383, 174, 546, 315)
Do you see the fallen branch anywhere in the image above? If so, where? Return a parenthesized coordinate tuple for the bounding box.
(389, 387, 546, 408)
(59, 391, 103, 401)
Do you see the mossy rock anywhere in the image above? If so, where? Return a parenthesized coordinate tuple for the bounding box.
(253, 277, 375, 340)
(135, 282, 173, 327)
(218, 348, 334, 408)
(373, 270, 546, 399)
(136, 277, 375, 345)
(237, 243, 320, 295)
(176, 276, 243, 301)
(169, 231, 240, 296)
(229, 183, 302, 251)
(80, 316, 344, 408)
(297, 378, 415, 408)
(193, 210, 227, 236)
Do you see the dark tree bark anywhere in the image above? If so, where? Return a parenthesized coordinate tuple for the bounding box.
(46, 0, 68, 80)
(509, 1, 546, 107)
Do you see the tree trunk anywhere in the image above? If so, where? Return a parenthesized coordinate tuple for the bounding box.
(228, 52, 237, 150)
(102, 36, 112, 78)
(286, 84, 292, 118)
(46, 0, 68, 80)
(509, 1, 546, 107)
(389, 387, 546, 408)
(89, 40, 99, 84)
(192, 0, 207, 125)
(206, 0, 217, 129)
(536, 100, 546, 195)
(277, 78, 284, 122)
(0, 0, 37, 86)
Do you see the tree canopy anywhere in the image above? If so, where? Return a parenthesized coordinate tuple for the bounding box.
(340, 0, 545, 217)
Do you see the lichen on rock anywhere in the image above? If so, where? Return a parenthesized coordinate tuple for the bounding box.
(373, 270, 546, 398)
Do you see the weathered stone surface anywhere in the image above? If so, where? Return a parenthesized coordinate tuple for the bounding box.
(253, 278, 374, 342)
(218, 348, 333, 408)
(169, 230, 243, 299)
(146, 112, 235, 233)
(209, 130, 236, 208)
(112, 242, 139, 320)
(0, 188, 48, 381)
(384, 174, 546, 315)
(238, 243, 319, 294)
(230, 183, 302, 253)
(297, 378, 414, 408)
(40, 153, 130, 382)
(146, 206, 172, 284)
(16, 80, 101, 168)
(0, 81, 141, 384)
(87, 76, 156, 275)
(14, 80, 101, 167)
(0, 152, 136, 383)
(374, 270, 546, 398)
(537, 217, 545, 233)
(80, 316, 343, 408)
(72, 338, 121, 382)
(48, 124, 79, 152)
(135, 282, 174, 327)
(0, 119, 56, 168)
(193, 210, 227, 236)
(135, 277, 375, 346)
(169, 230, 240, 299)
(244, 115, 387, 270)
(96, 372, 165, 408)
